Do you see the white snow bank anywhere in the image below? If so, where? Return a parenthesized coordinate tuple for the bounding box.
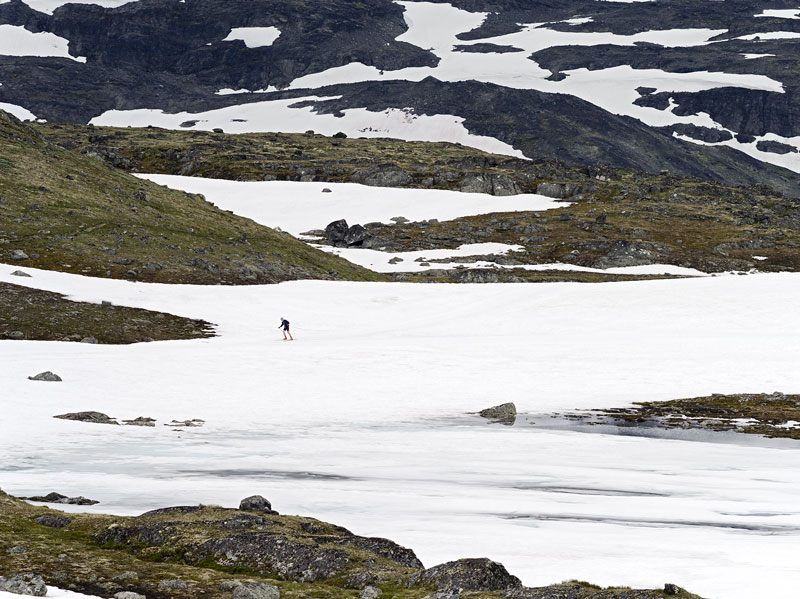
(222, 26, 281, 48)
(755, 9, 800, 20)
(319, 243, 524, 272)
(90, 100, 525, 159)
(0, 24, 86, 62)
(1, 265, 800, 599)
(12, 0, 137, 14)
(136, 175, 567, 236)
(0, 101, 39, 121)
(735, 31, 800, 41)
(0, 590, 102, 599)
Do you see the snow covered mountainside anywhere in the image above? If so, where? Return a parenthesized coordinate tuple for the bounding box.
(0, 0, 799, 194)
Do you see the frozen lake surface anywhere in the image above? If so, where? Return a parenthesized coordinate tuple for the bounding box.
(1, 262, 799, 599)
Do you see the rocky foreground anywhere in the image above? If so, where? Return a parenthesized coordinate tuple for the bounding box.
(0, 490, 699, 599)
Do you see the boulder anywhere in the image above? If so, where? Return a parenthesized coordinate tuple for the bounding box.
(535, 182, 580, 199)
(360, 586, 382, 599)
(33, 514, 71, 528)
(0, 573, 47, 596)
(114, 593, 146, 599)
(479, 403, 517, 422)
(158, 580, 187, 591)
(232, 582, 281, 599)
(7, 546, 27, 554)
(80, 336, 99, 344)
(122, 417, 156, 427)
(11, 270, 31, 277)
(592, 240, 669, 269)
(344, 224, 370, 246)
(3, 331, 26, 340)
(11, 250, 29, 261)
(239, 495, 277, 514)
(454, 269, 499, 284)
(352, 167, 412, 188)
(53, 411, 118, 425)
(325, 219, 349, 245)
(28, 372, 62, 382)
(112, 572, 139, 582)
(409, 558, 522, 592)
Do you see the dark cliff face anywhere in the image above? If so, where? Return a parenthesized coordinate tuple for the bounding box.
(0, 0, 799, 194)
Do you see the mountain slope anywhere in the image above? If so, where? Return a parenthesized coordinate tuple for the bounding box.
(1, 0, 799, 193)
(0, 109, 384, 283)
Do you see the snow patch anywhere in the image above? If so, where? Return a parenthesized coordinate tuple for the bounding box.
(0, 101, 39, 121)
(89, 100, 526, 158)
(0, 24, 86, 62)
(15, 0, 138, 15)
(755, 9, 800, 20)
(735, 31, 800, 41)
(222, 26, 281, 48)
(135, 175, 566, 236)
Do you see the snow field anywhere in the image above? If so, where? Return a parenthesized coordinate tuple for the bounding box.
(1, 262, 800, 599)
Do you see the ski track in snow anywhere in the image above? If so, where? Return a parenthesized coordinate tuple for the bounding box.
(1, 263, 800, 599)
(84, 1, 800, 170)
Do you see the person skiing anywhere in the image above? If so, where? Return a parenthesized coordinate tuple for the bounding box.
(279, 317, 293, 341)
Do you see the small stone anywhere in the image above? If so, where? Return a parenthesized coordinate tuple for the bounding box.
(0, 573, 47, 596)
(232, 582, 280, 599)
(321, 187, 332, 193)
(11, 270, 31, 277)
(112, 572, 139, 582)
(115, 593, 146, 599)
(360, 586, 382, 599)
(388, 257, 404, 264)
(3, 331, 25, 340)
(7, 546, 27, 554)
(101, 301, 113, 306)
(28, 371, 62, 382)
(122, 417, 156, 427)
(80, 337, 98, 344)
(11, 249, 29, 261)
(219, 581, 242, 592)
(158, 579, 187, 590)
(664, 583, 680, 596)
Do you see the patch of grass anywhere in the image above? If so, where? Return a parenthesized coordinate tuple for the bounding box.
(0, 281, 214, 343)
(0, 111, 384, 285)
(35, 121, 800, 276)
(597, 392, 800, 440)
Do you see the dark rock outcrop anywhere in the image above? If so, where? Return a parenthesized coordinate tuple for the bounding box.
(0, 573, 47, 597)
(21, 492, 98, 506)
(53, 411, 118, 425)
(409, 558, 522, 592)
(479, 403, 517, 422)
(32, 514, 72, 529)
(325, 219, 350, 245)
(28, 371, 62, 382)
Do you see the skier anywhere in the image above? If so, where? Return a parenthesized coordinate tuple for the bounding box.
(279, 317, 293, 341)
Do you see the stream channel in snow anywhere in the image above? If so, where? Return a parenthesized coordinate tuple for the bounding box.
(1, 181, 799, 599)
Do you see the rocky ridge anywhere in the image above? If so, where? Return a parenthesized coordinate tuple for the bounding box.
(0, 489, 701, 599)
